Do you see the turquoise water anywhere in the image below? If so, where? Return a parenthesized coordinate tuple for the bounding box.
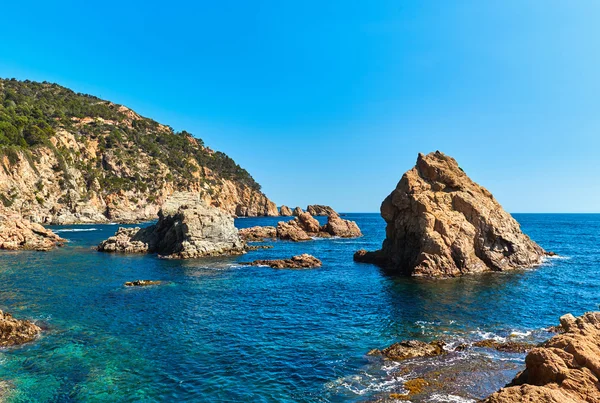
(0, 213, 598, 402)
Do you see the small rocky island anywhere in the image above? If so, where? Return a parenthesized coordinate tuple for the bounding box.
(355, 151, 547, 277)
(98, 193, 245, 259)
(0, 310, 41, 347)
(244, 254, 322, 269)
(0, 207, 65, 251)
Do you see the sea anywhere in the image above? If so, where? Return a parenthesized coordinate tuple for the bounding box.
(0, 213, 598, 402)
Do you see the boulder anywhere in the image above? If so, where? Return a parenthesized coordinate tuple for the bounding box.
(323, 213, 362, 238)
(98, 196, 245, 259)
(245, 254, 322, 269)
(482, 312, 600, 403)
(0, 208, 65, 251)
(354, 151, 546, 277)
(307, 205, 337, 216)
(279, 205, 293, 216)
(0, 310, 41, 347)
(292, 207, 303, 216)
(473, 339, 535, 353)
(238, 226, 276, 242)
(276, 213, 319, 241)
(368, 340, 446, 361)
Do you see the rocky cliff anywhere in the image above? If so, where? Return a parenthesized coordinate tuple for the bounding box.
(0, 207, 64, 250)
(355, 151, 546, 277)
(0, 79, 277, 224)
(482, 312, 600, 403)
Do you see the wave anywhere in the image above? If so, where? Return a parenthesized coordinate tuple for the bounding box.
(53, 228, 98, 233)
(428, 394, 476, 403)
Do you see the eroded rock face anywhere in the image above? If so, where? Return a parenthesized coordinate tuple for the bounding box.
(0, 208, 65, 251)
(482, 312, 600, 403)
(323, 213, 362, 238)
(279, 205, 293, 216)
(307, 205, 337, 216)
(98, 195, 245, 259)
(0, 310, 41, 347)
(355, 151, 546, 277)
(238, 226, 277, 242)
(292, 207, 303, 216)
(245, 254, 322, 269)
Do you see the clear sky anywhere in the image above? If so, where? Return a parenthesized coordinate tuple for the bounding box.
(2, 1, 599, 212)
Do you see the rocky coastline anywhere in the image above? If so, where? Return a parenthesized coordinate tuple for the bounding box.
(0, 207, 64, 251)
(0, 310, 41, 347)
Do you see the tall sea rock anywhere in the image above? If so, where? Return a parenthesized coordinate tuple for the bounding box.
(0, 79, 277, 224)
(355, 151, 546, 277)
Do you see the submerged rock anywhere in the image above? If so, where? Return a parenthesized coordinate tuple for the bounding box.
(292, 207, 303, 216)
(482, 312, 600, 403)
(124, 280, 163, 287)
(98, 195, 245, 259)
(238, 226, 277, 242)
(369, 340, 446, 361)
(354, 151, 547, 277)
(0, 208, 65, 251)
(473, 339, 535, 353)
(307, 205, 337, 216)
(279, 205, 293, 216)
(245, 254, 322, 269)
(0, 310, 41, 347)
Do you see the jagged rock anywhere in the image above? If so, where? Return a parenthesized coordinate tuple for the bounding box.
(323, 213, 362, 238)
(98, 196, 245, 259)
(276, 212, 362, 242)
(245, 254, 322, 269)
(368, 340, 446, 361)
(354, 151, 546, 277)
(124, 280, 163, 287)
(0, 208, 65, 251)
(482, 312, 600, 403)
(307, 205, 337, 216)
(0, 310, 41, 347)
(238, 226, 277, 242)
(279, 205, 293, 216)
(292, 207, 303, 216)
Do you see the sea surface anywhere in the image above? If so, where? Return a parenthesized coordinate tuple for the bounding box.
(0, 213, 598, 402)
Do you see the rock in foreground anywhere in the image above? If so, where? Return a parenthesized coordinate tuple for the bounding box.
(98, 196, 245, 259)
(245, 254, 322, 269)
(355, 151, 546, 277)
(0, 310, 41, 347)
(482, 312, 600, 403)
(0, 208, 65, 251)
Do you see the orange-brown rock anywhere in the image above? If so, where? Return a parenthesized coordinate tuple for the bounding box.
(245, 254, 322, 269)
(482, 312, 600, 403)
(368, 340, 446, 361)
(279, 205, 293, 216)
(355, 151, 546, 277)
(238, 226, 277, 242)
(0, 310, 41, 347)
(307, 205, 337, 216)
(0, 208, 65, 251)
(292, 207, 303, 216)
(323, 213, 362, 238)
(276, 212, 362, 242)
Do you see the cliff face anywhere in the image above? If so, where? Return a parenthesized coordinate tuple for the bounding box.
(355, 151, 546, 277)
(0, 79, 277, 224)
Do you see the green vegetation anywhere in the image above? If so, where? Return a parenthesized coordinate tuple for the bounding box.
(0, 78, 261, 193)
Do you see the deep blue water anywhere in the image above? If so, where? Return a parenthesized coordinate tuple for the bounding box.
(0, 213, 598, 402)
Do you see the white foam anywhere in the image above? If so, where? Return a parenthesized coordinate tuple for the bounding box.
(509, 330, 532, 338)
(54, 228, 98, 233)
(428, 394, 476, 403)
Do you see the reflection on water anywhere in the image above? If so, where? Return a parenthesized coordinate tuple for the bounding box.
(0, 213, 598, 402)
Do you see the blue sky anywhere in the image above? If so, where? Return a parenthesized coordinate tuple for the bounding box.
(2, 1, 599, 212)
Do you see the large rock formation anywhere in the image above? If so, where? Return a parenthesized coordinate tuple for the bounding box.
(276, 212, 362, 242)
(354, 151, 546, 277)
(244, 254, 322, 269)
(279, 205, 293, 216)
(98, 193, 245, 259)
(292, 207, 303, 216)
(482, 312, 600, 403)
(0, 207, 64, 251)
(0, 79, 277, 225)
(307, 205, 337, 216)
(0, 310, 41, 347)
